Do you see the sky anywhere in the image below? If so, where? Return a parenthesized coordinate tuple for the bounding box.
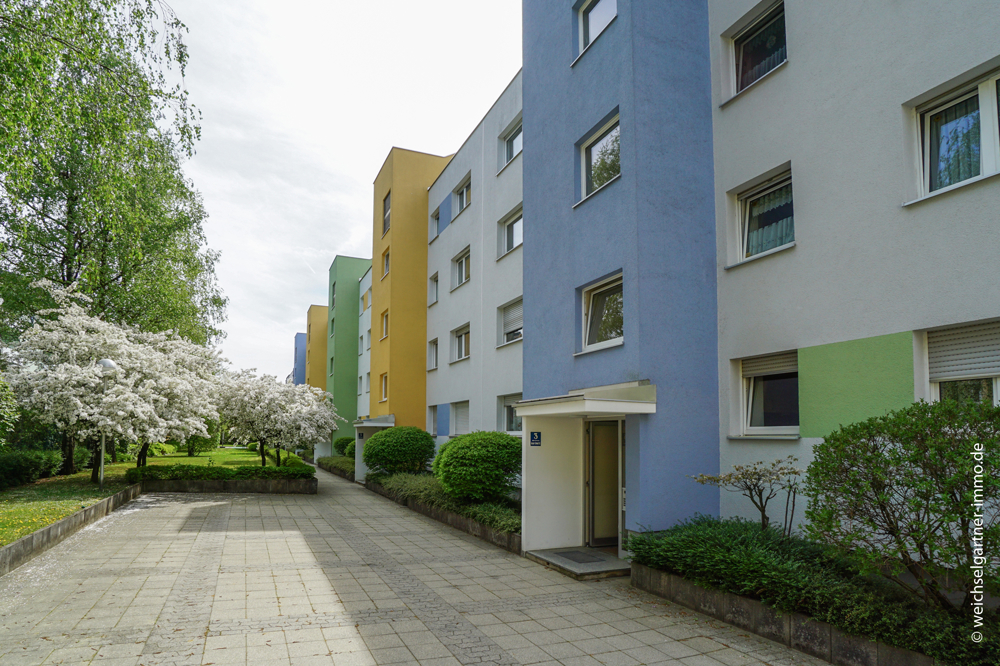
(169, 0, 523, 379)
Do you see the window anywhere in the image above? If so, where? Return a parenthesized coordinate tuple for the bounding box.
(428, 340, 438, 370)
(329, 358, 334, 374)
(740, 175, 794, 259)
(358, 376, 362, 395)
(382, 192, 391, 235)
(431, 209, 441, 237)
(453, 401, 470, 436)
(381, 311, 389, 339)
(501, 394, 522, 433)
(358, 336, 363, 355)
(501, 299, 523, 344)
(505, 124, 523, 164)
(741, 351, 799, 435)
(380, 373, 388, 401)
(359, 293, 365, 313)
(457, 181, 471, 211)
(429, 406, 438, 436)
(503, 215, 523, 254)
(329, 318, 335, 337)
(920, 73, 1000, 194)
(455, 251, 471, 287)
(382, 250, 390, 277)
(928, 320, 1000, 406)
(365, 372, 370, 393)
(583, 276, 623, 351)
(584, 119, 620, 195)
(429, 274, 439, 305)
(330, 284, 336, 308)
(735, 4, 786, 92)
(366, 329, 371, 349)
(581, 0, 616, 50)
(455, 326, 470, 361)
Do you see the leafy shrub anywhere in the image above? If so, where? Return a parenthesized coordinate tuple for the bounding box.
(0, 377, 16, 449)
(362, 427, 433, 475)
(282, 453, 304, 467)
(627, 516, 999, 666)
(317, 456, 354, 476)
(148, 442, 175, 457)
(185, 420, 221, 456)
(74, 445, 92, 469)
(377, 473, 521, 534)
(35, 450, 63, 478)
(804, 399, 1000, 611)
(247, 442, 258, 452)
(125, 464, 315, 484)
(436, 431, 520, 502)
(431, 439, 454, 477)
(345, 441, 355, 459)
(333, 436, 353, 456)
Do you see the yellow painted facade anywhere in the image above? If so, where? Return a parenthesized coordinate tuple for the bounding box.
(369, 148, 452, 427)
(305, 304, 329, 391)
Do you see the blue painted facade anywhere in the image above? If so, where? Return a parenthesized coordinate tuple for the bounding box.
(293, 332, 306, 385)
(522, 0, 720, 531)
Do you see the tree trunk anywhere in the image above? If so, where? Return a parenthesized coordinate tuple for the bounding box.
(188, 440, 195, 456)
(136, 441, 150, 467)
(275, 447, 281, 466)
(260, 441, 267, 467)
(60, 432, 76, 476)
(90, 441, 100, 483)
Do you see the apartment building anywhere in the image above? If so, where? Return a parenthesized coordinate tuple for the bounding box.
(291, 332, 306, 385)
(355, 266, 373, 480)
(426, 71, 524, 447)
(304, 305, 328, 391)
(711, 0, 1000, 525)
(355, 148, 452, 461)
(318, 255, 371, 457)
(517, 0, 720, 556)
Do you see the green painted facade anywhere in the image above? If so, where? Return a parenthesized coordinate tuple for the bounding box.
(798, 332, 914, 438)
(327, 256, 371, 439)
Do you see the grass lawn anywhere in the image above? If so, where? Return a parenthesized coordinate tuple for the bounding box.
(0, 447, 272, 547)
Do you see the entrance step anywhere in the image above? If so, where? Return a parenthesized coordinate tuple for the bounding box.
(525, 548, 631, 580)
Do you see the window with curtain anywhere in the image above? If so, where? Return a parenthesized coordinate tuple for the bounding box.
(927, 95, 981, 192)
(742, 177, 794, 259)
(382, 192, 391, 234)
(584, 277, 623, 350)
(502, 299, 523, 343)
(735, 4, 786, 92)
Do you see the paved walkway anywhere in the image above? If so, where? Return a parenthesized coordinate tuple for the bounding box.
(0, 469, 824, 666)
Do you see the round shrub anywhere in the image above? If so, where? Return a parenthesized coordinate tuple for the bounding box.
(333, 436, 353, 456)
(431, 438, 454, 477)
(362, 426, 434, 475)
(247, 442, 258, 452)
(437, 431, 521, 502)
(344, 441, 356, 459)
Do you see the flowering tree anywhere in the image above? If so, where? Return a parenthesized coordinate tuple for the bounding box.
(221, 372, 342, 466)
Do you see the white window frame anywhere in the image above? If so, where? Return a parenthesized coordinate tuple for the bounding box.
(365, 372, 370, 393)
(358, 336, 363, 356)
(428, 339, 439, 371)
(429, 274, 439, 306)
(454, 326, 471, 362)
(358, 376, 363, 396)
(732, 2, 786, 95)
(931, 376, 1000, 407)
(503, 214, 523, 256)
(500, 393, 523, 434)
(382, 192, 391, 235)
(381, 311, 389, 340)
(504, 124, 523, 164)
(740, 352, 800, 436)
(329, 318, 335, 338)
(382, 250, 390, 277)
(581, 115, 620, 198)
(455, 250, 471, 288)
(919, 74, 1000, 197)
(380, 373, 388, 401)
(429, 406, 438, 436)
(738, 173, 794, 260)
(366, 329, 371, 350)
(431, 209, 441, 239)
(581, 274, 624, 353)
(456, 180, 471, 212)
(500, 298, 523, 345)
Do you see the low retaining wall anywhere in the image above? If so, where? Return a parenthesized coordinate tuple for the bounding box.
(316, 459, 355, 482)
(141, 478, 318, 494)
(0, 483, 142, 577)
(365, 480, 521, 554)
(631, 563, 934, 666)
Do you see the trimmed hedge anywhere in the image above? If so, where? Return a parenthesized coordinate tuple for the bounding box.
(125, 464, 315, 484)
(333, 436, 353, 456)
(317, 456, 354, 476)
(436, 431, 520, 502)
(626, 515, 999, 666)
(0, 450, 63, 489)
(378, 473, 521, 534)
(247, 442, 258, 452)
(344, 441, 355, 459)
(362, 427, 434, 475)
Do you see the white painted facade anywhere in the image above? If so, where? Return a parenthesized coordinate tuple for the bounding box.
(357, 267, 372, 421)
(710, 0, 1000, 523)
(425, 71, 523, 446)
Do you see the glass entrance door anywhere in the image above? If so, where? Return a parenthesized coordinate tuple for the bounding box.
(587, 421, 619, 548)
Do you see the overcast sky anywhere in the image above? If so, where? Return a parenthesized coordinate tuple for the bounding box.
(170, 0, 523, 378)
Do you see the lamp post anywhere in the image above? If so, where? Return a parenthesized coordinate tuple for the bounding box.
(97, 359, 118, 490)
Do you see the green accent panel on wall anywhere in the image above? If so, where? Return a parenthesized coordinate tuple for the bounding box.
(799, 332, 914, 439)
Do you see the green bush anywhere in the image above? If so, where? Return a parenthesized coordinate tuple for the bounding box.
(333, 436, 353, 456)
(186, 420, 221, 456)
(805, 399, 1000, 611)
(377, 473, 521, 534)
(431, 439, 453, 477)
(436, 431, 520, 502)
(247, 442, 258, 452)
(0, 450, 64, 489)
(148, 442, 175, 457)
(627, 516, 999, 666)
(73, 445, 92, 469)
(345, 441, 355, 459)
(362, 427, 433, 475)
(317, 456, 354, 476)
(125, 464, 315, 484)
(0, 377, 16, 449)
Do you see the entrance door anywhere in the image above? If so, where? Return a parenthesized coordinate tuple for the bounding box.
(588, 421, 619, 547)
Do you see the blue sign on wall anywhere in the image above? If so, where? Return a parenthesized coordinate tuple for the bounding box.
(530, 432, 542, 446)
